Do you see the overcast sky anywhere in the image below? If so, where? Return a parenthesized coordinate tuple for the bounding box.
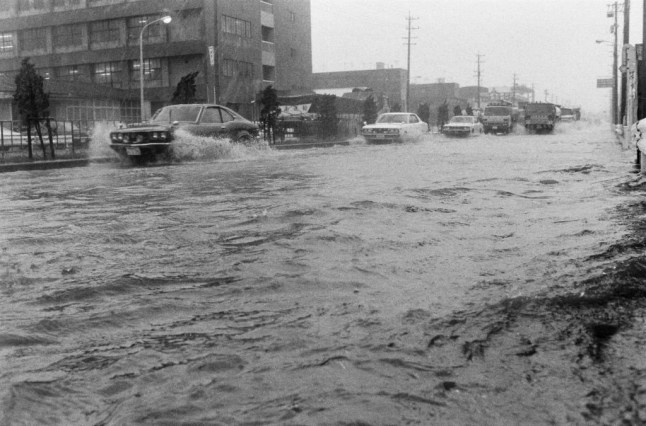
(310, 0, 643, 114)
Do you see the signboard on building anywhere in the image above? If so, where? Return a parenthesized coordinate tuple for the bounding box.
(208, 46, 215, 66)
(596, 78, 613, 88)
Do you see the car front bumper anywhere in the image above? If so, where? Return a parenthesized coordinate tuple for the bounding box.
(442, 128, 472, 136)
(362, 133, 402, 142)
(109, 142, 171, 156)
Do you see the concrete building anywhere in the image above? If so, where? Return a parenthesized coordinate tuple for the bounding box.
(312, 67, 408, 110)
(0, 0, 312, 122)
(409, 82, 460, 108)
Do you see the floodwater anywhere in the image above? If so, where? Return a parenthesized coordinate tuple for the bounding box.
(1, 123, 645, 425)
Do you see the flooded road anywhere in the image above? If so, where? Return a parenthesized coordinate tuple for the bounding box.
(1, 123, 645, 425)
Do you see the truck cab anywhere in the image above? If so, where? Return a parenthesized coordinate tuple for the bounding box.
(481, 102, 516, 134)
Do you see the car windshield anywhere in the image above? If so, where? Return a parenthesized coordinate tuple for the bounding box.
(450, 116, 473, 123)
(152, 106, 202, 123)
(376, 114, 408, 124)
(484, 107, 511, 116)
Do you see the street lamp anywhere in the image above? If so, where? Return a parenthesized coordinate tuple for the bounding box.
(139, 15, 172, 121)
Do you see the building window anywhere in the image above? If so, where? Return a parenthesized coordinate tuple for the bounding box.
(17, 0, 46, 12)
(53, 24, 83, 48)
(262, 65, 275, 81)
(55, 65, 81, 81)
(94, 61, 121, 86)
(239, 61, 254, 79)
(130, 58, 162, 83)
(0, 33, 14, 53)
(88, 0, 122, 6)
(127, 16, 165, 45)
(90, 20, 120, 44)
(290, 48, 296, 58)
(261, 25, 274, 43)
(53, 0, 81, 7)
(222, 60, 253, 79)
(222, 15, 251, 38)
(19, 28, 47, 51)
(289, 11, 296, 22)
(223, 59, 236, 77)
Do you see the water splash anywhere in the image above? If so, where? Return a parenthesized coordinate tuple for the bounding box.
(169, 129, 271, 162)
(88, 121, 121, 159)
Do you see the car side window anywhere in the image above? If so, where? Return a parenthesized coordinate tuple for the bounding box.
(409, 115, 418, 123)
(220, 109, 235, 122)
(201, 107, 223, 124)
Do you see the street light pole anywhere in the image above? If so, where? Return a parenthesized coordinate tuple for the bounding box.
(139, 15, 171, 121)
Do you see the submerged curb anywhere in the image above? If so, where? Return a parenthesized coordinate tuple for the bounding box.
(0, 141, 352, 172)
(272, 141, 350, 150)
(0, 157, 116, 173)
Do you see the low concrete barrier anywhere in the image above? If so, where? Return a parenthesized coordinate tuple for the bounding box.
(0, 141, 352, 172)
(0, 157, 115, 173)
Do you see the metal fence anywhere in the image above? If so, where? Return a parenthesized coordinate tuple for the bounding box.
(0, 119, 109, 162)
(272, 117, 362, 144)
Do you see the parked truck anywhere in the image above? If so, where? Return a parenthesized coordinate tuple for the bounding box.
(524, 102, 561, 133)
(481, 102, 518, 134)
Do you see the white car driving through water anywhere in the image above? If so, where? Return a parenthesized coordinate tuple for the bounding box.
(442, 115, 484, 137)
(361, 112, 428, 143)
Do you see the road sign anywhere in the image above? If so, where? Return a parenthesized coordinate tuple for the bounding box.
(596, 78, 613, 88)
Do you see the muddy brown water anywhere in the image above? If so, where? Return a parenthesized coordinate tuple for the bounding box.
(1, 123, 645, 425)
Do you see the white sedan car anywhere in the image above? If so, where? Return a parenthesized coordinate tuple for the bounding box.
(361, 112, 428, 143)
(442, 115, 484, 137)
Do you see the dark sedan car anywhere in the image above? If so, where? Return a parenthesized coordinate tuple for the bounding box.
(109, 104, 260, 163)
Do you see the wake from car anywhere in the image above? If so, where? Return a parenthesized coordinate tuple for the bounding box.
(170, 128, 272, 162)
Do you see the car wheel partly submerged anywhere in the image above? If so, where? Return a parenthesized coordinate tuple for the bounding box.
(236, 131, 252, 143)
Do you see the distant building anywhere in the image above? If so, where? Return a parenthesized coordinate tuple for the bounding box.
(458, 85, 489, 108)
(488, 86, 530, 104)
(0, 0, 312, 122)
(312, 67, 407, 110)
(410, 82, 460, 104)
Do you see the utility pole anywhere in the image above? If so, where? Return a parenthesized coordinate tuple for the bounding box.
(512, 73, 518, 104)
(475, 54, 484, 109)
(643, 0, 646, 120)
(544, 90, 549, 102)
(404, 11, 418, 112)
(610, 1, 619, 125)
(620, 0, 630, 125)
(531, 83, 535, 102)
